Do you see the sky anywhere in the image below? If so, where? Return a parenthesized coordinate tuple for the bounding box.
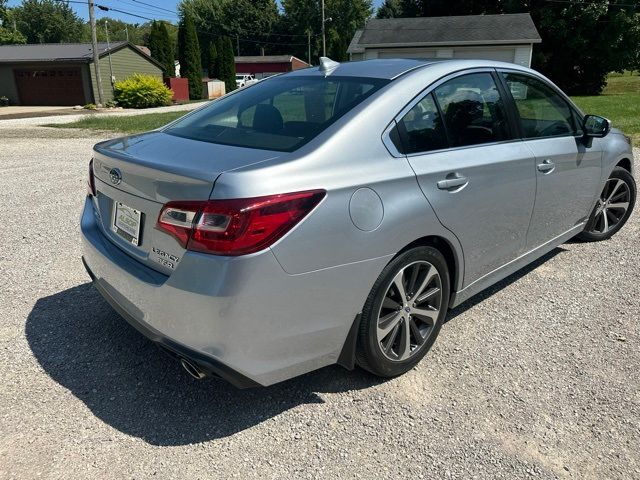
(7, 0, 385, 24)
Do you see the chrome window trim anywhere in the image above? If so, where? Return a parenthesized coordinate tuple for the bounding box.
(383, 67, 518, 157)
(404, 138, 525, 159)
(497, 68, 585, 141)
(392, 67, 497, 125)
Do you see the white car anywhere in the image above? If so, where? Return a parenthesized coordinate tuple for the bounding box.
(236, 74, 257, 88)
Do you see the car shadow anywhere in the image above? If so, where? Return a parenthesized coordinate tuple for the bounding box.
(446, 246, 567, 322)
(25, 283, 384, 446)
(26, 247, 566, 446)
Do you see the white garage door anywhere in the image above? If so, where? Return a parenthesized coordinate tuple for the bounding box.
(453, 48, 515, 63)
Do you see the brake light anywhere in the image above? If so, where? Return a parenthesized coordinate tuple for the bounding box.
(156, 190, 326, 256)
(88, 158, 96, 196)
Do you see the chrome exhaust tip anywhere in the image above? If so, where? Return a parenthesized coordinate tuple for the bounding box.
(180, 358, 206, 380)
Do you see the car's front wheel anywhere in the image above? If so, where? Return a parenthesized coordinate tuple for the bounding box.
(356, 246, 450, 378)
(577, 167, 636, 242)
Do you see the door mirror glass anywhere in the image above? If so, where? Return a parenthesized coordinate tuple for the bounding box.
(583, 115, 611, 138)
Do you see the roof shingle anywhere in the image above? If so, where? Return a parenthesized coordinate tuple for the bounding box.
(349, 14, 541, 53)
(0, 42, 128, 63)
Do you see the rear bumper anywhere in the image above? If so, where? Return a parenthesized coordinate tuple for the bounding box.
(80, 197, 389, 386)
(82, 257, 259, 388)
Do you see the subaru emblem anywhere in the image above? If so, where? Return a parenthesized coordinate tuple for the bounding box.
(109, 168, 122, 185)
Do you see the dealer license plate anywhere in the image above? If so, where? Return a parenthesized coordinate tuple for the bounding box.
(112, 201, 142, 246)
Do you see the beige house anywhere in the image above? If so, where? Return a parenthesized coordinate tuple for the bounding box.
(348, 14, 541, 67)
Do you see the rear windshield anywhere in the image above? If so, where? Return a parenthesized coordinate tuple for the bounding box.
(165, 75, 389, 152)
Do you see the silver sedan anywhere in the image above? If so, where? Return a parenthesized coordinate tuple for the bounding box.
(81, 58, 636, 387)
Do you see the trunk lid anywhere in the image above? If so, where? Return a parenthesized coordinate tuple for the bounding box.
(91, 131, 280, 274)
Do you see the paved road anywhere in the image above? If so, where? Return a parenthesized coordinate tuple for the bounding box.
(0, 125, 638, 479)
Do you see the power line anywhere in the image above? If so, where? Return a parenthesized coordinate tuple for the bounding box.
(545, 0, 639, 7)
(109, 0, 178, 18)
(129, 0, 177, 15)
(96, 4, 155, 21)
(57, 0, 315, 47)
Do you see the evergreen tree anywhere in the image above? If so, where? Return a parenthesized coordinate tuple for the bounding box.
(220, 36, 236, 93)
(206, 41, 218, 78)
(158, 22, 175, 77)
(376, 0, 402, 19)
(178, 13, 203, 99)
(149, 21, 175, 77)
(214, 36, 225, 79)
(148, 22, 164, 70)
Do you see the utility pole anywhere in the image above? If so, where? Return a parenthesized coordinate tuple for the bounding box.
(104, 20, 115, 90)
(88, 0, 104, 106)
(321, 0, 326, 57)
(125, 25, 129, 42)
(307, 30, 311, 66)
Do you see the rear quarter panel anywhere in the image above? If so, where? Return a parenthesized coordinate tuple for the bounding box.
(211, 65, 467, 288)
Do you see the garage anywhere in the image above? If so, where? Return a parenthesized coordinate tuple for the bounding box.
(0, 42, 164, 106)
(14, 68, 85, 106)
(348, 14, 541, 68)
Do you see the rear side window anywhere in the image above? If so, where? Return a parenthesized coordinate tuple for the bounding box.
(397, 93, 448, 154)
(165, 76, 389, 152)
(501, 73, 577, 139)
(434, 72, 511, 148)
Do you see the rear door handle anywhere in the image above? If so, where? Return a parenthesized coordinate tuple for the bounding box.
(437, 174, 468, 190)
(537, 159, 555, 173)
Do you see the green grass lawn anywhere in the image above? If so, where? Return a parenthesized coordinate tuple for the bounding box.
(572, 73, 640, 144)
(45, 73, 640, 144)
(44, 111, 187, 134)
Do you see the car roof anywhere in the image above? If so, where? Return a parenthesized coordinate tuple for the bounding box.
(287, 58, 533, 80)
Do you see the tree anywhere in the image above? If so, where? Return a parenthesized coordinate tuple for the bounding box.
(325, 0, 372, 61)
(178, 13, 203, 99)
(219, 36, 236, 93)
(0, 0, 26, 45)
(379, 0, 640, 95)
(149, 21, 175, 77)
(180, 0, 279, 57)
(207, 40, 219, 78)
(281, 0, 322, 61)
(0, 27, 26, 45)
(158, 22, 175, 77)
(12, 0, 83, 43)
(376, 0, 402, 19)
(525, 0, 640, 95)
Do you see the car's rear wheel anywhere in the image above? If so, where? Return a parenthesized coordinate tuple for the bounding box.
(577, 167, 636, 242)
(356, 246, 450, 378)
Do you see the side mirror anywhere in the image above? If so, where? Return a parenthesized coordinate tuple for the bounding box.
(583, 114, 611, 138)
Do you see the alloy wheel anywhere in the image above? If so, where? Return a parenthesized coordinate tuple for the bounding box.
(588, 178, 631, 234)
(376, 260, 442, 361)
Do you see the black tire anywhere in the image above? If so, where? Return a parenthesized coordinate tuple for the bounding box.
(356, 246, 450, 378)
(577, 167, 636, 242)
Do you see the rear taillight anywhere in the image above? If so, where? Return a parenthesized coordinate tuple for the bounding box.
(88, 158, 96, 196)
(157, 190, 326, 256)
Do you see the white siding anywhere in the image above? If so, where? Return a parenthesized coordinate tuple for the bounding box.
(452, 47, 515, 63)
(351, 43, 535, 67)
(376, 48, 437, 59)
(514, 45, 532, 67)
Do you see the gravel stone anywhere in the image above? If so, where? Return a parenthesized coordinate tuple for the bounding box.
(0, 122, 638, 479)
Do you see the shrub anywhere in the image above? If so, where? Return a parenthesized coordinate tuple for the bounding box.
(113, 74, 172, 109)
(83, 103, 97, 110)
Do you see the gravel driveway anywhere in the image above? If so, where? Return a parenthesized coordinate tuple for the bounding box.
(0, 124, 638, 479)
